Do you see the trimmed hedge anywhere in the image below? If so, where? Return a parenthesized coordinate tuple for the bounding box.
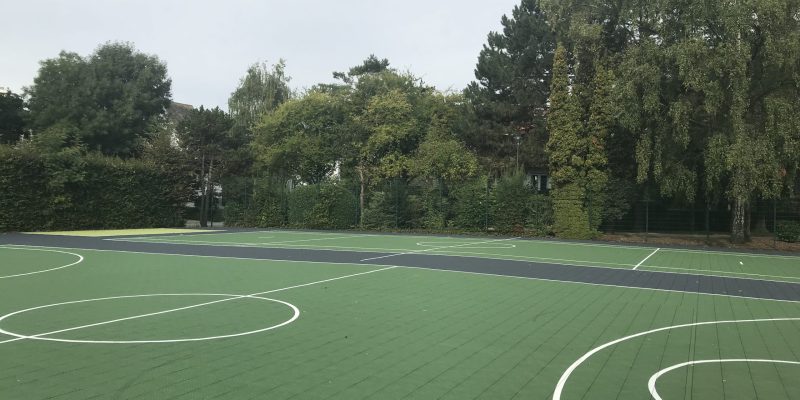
(287, 183, 357, 229)
(0, 146, 187, 232)
(776, 220, 800, 243)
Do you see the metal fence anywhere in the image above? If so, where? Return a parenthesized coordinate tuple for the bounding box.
(219, 175, 800, 245)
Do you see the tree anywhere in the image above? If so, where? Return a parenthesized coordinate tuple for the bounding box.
(616, 0, 800, 242)
(26, 42, 171, 156)
(176, 107, 234, 227)
(546, 43, 591, 238)
(252, 92, 348, 184)
(465, 0, 555, 173)
(228, 60, 292, 129)
(0, 91, 27, 144)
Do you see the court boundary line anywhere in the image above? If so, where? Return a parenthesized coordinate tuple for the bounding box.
(0, 265, 397, 345)
(3, 244, 800, 305)
(90, 240, 800, 285)
(639, 264, 800, 282)
(634, 248, 660, 270)
(359, 236, 521, 262)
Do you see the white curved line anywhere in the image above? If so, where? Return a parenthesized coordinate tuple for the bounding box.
(648, 359, 800, 400)
(0, 246, 84, 279)
(552, 317, 800, 400)
(0, 293, 299, 344)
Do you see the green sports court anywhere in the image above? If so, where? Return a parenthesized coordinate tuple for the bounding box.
(1, 229, 799, 399)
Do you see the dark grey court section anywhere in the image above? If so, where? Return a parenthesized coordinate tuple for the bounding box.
(2, 233, 799, 303)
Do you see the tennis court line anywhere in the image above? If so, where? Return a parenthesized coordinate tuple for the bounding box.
(633, 248, 660, 270)
(0, 265, 397, 345)
(359, 237, 521, 262)
(638, 264, 800, 282)
(4, 244, 800, 304)
(106, 237, 411, 253)
(259, 235, 378, 245)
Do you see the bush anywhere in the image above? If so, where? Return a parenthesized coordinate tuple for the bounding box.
(451, 177, 489, 230)
(491, 173, 532, 233)
(287, 182, 357, 229)
(362, 180, 417, 229)
(776, 220, 800, 243)
(0, 146, 187, 232)
(527, 194, 553, 236)
(551, 184, 595, 239)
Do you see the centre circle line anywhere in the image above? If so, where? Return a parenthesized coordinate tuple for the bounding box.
(0, 265, 397, 345)
(0, 293, 299, 344)
(648, 359, 800, 400)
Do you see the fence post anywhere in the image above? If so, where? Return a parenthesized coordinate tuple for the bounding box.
(645, 199, 649, 242)
(485, 178, 490, 232)
(773, 198, 777, 249)
(705, 201, 710, 244)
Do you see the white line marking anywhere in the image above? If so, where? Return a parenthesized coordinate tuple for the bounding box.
(552, 317, 800, 400)
(0, 265, 396, 345)
(0, 294, 299, 344)
(648, 359, 800, 400)
(5, 245, 800, 305)
(359, 237, 520, 262)
(0, 247, 84, 279)
(262, 235, 369, 244)
(108, 237, 410, 253)
(640, 264, 800, 282)
(634, 248, 660, 270)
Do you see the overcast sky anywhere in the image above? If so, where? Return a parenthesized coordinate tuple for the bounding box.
(1, 0, 520, 109)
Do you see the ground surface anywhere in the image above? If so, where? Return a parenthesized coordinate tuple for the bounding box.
(1, 229, 799, 399)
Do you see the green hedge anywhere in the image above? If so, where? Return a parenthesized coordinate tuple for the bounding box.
(776, 220, 800, 243)
(0, 146, 187, 232)
(287, 183, 357, 229)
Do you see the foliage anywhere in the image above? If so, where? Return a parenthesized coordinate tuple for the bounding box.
(176, 106, 235, 227)
(0, 91, 27, 144)
(287, 183, 357, 229)
(451, 177, 490, 230)
(0, 146, 186, 232)
(491, 173, 533, 233)
(228, 60, 292, 129)
(464, 0, 555, 172)
(776, 221, 800, 243)
(25, 42, 171, 157)
(252, 92, 348, 183)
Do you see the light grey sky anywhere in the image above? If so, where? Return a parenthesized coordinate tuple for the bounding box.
(1, 0, 520, 109)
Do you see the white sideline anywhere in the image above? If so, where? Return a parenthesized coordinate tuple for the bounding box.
(0, 265, 397, 345)
(359, 237, 520, 262)
(648, 359, 800, 400)
(634, 248, 660, 270)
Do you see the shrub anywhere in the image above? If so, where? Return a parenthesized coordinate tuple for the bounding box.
(451, 177, 489, 230)
(776, 220, 800, 243)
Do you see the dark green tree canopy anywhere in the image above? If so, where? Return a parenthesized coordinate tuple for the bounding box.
(0, 91, 27, 144)
(25, 42, 171, 157)
(465, 0, 555, 172)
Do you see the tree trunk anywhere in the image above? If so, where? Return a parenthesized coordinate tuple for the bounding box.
(199, 153, 208, 228)
(200, 156, 214, 228)
(358, 165, 366, 227)
(731, 197, 747, 243)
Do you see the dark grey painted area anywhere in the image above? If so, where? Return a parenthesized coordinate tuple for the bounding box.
(2, 233, 799, 303)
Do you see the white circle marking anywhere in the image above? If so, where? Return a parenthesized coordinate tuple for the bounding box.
(0, 247, 84, 279)
(648, 359, 800, 400)
(0, 293, 299, 344)
(552, 317, 800, 399)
